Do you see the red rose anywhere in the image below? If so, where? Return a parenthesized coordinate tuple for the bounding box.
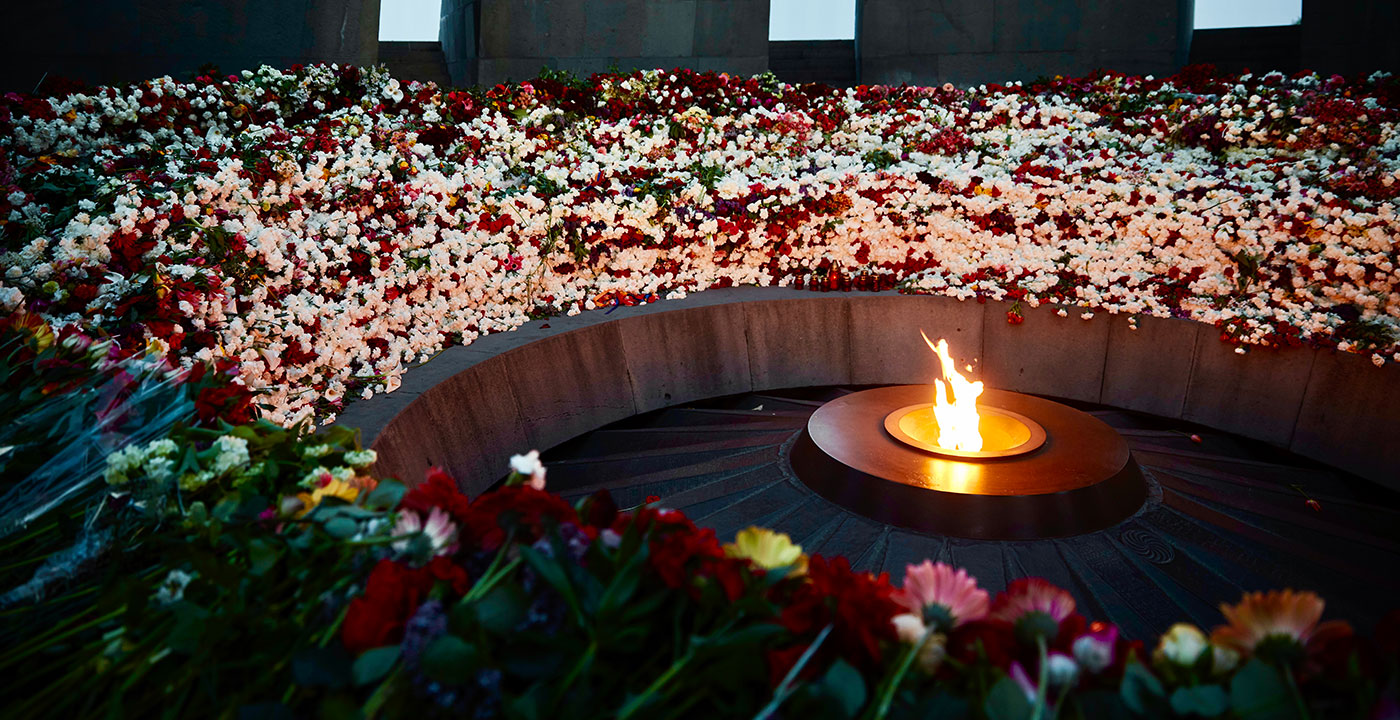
(342, 559, 434, 655)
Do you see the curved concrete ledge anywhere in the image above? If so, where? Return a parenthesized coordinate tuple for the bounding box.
(336, 288, 1400, 494)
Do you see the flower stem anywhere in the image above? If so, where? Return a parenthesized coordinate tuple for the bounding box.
(1282, 665, 1312, 720)
(617, 647, 695, 720)
(870, 624, 938, 719)
(1031, 635, 1050, 720)
(753, 624, 835, 720)
(551, 640, 597, 711)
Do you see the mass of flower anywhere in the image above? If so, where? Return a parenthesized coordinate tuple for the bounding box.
(1, 62, 1398, 718)
(2, 63, 1398, 426)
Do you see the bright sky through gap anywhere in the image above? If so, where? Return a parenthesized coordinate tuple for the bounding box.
(379, 0, 440, 41)
(378, 0, 1305, 43)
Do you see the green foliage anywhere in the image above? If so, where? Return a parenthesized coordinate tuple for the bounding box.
(862, 148, 900, 170)
(1228, 660, 1296, 720)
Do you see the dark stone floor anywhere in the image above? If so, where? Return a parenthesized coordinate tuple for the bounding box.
(540, 387, 1400, 641)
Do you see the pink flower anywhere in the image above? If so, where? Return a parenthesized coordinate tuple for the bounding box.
(991, 578, 1077, 624)
(991, 578, 1078, 644)
(896, 561, 990, 630)
(1009, 662, 1038, 701)
(392, 506, 459, 557)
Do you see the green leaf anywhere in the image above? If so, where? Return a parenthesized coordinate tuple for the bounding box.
(906, 690, 971, 718)
(474, 584, 528, 635)
(819, 659, 867, 717)
(351, 645, 401, 686)
(596, 545, 646, 619)
(323, 515, 358, 539)
(500, 638, 569, 680)
(1072, 690, 1134, 720)
(166, 602, 210, 654)
(518, 545, 582, 621)
(1229, 659, 1297, 720)
(364, 478, 407, 510)
(247, 538, 280, 576)
(421, 635, 481, 685)
(291, 646, 351, 689)
(1120, 661, 1166, 714)
(985, 676, 1033, 720)
(691, 624, 785, 657)
(1171, 685, 1228, 717)
(505, 690, 543, 720)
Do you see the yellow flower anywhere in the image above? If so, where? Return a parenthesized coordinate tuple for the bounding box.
(724, 526, 807, 575)
(295, 478, 360, 517)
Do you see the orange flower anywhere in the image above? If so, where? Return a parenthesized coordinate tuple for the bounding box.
(1210, 589, 1347, 659)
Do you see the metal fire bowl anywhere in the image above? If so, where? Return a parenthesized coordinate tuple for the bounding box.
(790, 385, 1146, 539)
(883, 403, 1047, 458)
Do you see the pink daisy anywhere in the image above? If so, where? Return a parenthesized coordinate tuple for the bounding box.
(897, 561, 990, 629)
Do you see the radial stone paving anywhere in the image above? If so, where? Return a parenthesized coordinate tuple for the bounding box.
(538, 386, 1400, 641)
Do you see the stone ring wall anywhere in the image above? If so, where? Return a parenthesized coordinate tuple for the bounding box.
(337, 288, 1400, 495)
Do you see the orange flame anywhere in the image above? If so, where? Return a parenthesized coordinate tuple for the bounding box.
(921, 331, 985, 451)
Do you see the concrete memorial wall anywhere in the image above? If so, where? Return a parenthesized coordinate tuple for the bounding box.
(339, 289, 1400, 497)
(1300, 0, 1400, 77)
(0, 0, 380, 94)
(856, 0, 1194, 87)
(439, 0, 770, 88)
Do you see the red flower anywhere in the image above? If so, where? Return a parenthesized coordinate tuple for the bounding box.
(947, 620, 1017, 669)
(648, 523, 725, 590)
(765, 643, 814, 688)
(580, 489, 618, 529)
(770, 555, 903, 680)
(342, 559, 434, 655)
(401, 467, 472, 522)
(461, 485, 579, 551)
(1006, 310, 1024, 325)
(426, 555, 473, 596)
(703, 556, 748, 603)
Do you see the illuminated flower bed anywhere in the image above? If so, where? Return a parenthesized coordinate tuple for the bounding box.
(2, 64, 1397, 424)
(0, 65, 1398, 717)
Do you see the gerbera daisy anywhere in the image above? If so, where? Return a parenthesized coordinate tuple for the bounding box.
(897, 561, 990, 630)
(1211, 589, 1349, 664)
(990, 577, 1077, 645)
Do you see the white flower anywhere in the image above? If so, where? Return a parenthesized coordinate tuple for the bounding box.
(1073, 633, 1114, 674)
(509, 449, 547, 490)
(153, 569, 195, 605)
(344, 449, 378, 467)
(210, 435, 250, 474)
(1045, 652, 1079, 687)
(1155, 623, 1209, 667)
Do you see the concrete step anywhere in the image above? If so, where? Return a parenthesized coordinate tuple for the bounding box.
(379, 40, 452, 87)
(769, 40, 857, 87)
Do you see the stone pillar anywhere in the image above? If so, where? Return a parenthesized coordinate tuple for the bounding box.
(0, 0, 380, 93)
(856, 0, 1192, 88)
(441, 0, 769, 88)
(439, 0, 480, 87)
(1301, 0, 1400, 76)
